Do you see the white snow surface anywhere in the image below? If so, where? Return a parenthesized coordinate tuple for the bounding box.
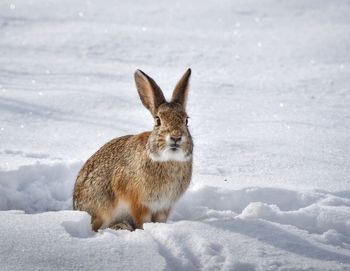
(1, 0, 350, 270)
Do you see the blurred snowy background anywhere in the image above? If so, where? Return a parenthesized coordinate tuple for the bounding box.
(0, 0, 350, 270)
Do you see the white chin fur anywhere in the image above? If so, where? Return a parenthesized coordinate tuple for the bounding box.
(149, 148, 191, 162)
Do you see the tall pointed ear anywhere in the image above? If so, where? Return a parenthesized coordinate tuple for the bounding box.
(171, 68, 191, 109)
(134, 70, 166, 116)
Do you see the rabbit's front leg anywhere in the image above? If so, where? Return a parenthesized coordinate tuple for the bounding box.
(109, 220, 135, 231)
(131, 203, 151, 229)
(151, 208, 171, 223)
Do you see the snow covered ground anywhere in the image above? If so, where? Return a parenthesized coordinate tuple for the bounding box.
(1, 0, 350, 270)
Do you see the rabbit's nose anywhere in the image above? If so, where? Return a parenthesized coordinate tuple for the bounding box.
(170, 135, 182, 144)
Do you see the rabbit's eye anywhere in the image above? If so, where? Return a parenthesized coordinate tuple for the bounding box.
(155, 117, 161, 127)
(186, 117, 189, 126)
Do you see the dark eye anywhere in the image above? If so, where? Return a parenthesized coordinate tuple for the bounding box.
(185, 117, 189, 126)
(155, 116, 161, 127)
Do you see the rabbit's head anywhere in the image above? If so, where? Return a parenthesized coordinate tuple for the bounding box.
(134, 69, 193, 162)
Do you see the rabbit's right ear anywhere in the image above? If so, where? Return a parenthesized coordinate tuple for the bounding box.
(171, 68, 191, 109)
(134, 70, 166, 116)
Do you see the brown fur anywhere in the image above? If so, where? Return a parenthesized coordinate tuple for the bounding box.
(73, 69, 193, 231)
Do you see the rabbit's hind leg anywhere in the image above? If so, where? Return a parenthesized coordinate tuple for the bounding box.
(91, 215, 104, 232)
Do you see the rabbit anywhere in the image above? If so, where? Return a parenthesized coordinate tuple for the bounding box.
(73, 69, 193, 231)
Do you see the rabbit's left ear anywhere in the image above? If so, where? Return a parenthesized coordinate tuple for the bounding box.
(134, 70, 166, 116)
(171, 68, 191, 109)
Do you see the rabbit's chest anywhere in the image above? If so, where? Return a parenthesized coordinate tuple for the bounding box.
(146, 174, 190, 212)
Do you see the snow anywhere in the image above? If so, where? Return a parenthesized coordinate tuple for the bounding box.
(1, 0, 350, 270)
(1, 164, 350, 270)
(0, 162, 81, 213)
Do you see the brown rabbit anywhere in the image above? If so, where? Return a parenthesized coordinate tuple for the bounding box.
(73, 69, 193, 231)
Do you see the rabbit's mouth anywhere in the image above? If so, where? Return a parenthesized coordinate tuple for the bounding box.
(169, 144, 180, 151)
(149, 144, 191, 162)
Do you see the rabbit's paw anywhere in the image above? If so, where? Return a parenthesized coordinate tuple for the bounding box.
(109, 221, 135, 231)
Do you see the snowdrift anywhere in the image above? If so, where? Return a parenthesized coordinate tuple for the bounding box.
(1, 162, 350, 270)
